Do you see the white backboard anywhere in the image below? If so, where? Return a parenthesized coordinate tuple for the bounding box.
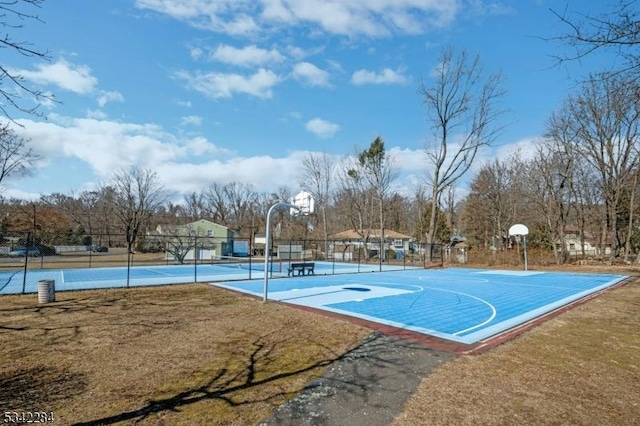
(291, 191, 315, 215)
(508, 224, 529, 236)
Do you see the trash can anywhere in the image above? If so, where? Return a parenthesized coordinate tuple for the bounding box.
(396, 249, 404, 260)
(38, 279, 55, 303)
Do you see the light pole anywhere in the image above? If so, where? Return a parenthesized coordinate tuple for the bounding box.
(264, 202, 300, 302)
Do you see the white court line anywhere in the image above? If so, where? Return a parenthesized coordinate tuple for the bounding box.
(143, 268, 175, 277)
(474, 270, 544, 276)
(484, 281, 590, 291)
(417, 275, 489, 284)
(61, 270, 65, 283)
(371, 282, 424, 292)
(420, 286, 497, 336)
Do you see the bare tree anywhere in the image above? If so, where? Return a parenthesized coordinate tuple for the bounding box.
(420, 47, 507, 253)
(183, 192, 205, 221)
(563, 74, 640, 257)
(203, 182, 230, 225)
(551, 1, 640, 77)
(460, 156, 519, 250)
(622, 168, 640, 260)
(109, 167, 166, 253)
(225, 182, 258, 234)
(525, 138, 575, 264)
(164, 224, 198, 265)
(1, 0, 55, 119)
(300, 152, 335, 257)
(0, 122, 39, 188)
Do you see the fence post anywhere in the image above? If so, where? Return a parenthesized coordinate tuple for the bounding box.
(194, 235, 198, 283)
(379, 233, 383, 272)
(126, 250, 131, 288)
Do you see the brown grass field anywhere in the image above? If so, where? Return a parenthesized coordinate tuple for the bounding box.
(0, 284, 369, 425)
(1, 269, 639, 425)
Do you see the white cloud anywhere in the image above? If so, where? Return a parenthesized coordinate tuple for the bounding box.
(181, 115, 203, 126)
(86, 109, 108, 120)
(292, 62, 331, 87)
(286, 45, 309, 59)
(7, 116, 526, 201)
(11, 58, 98, 94)
(0, 186, 40, 201)
(174, 68, 280, 99)
(190, 46, 204, 60)
(185, 136, 232, 156)
(493, 137, 539, 162)
(388, 147, 426, 174)
(9, 117, 308, 196)
(306, 118, 340, 139)
(135, 0, 260, 35)
(153, 153, 307, 195)
(13, 117, 187, 178)
(351, 68, 408, 85)
(136, 0, 460, 37)
(97, 90, 124, 107)
(211, 44, 285, 67)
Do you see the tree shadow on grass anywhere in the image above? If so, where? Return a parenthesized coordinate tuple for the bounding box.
(0, 366, 88, 411)
(71, 333, 400, 425)
(0, 296, 187, 344)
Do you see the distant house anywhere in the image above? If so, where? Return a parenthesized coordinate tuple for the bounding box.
(328, 229, 412, 260)
(150, 219, 235, 261)
(252, 233, 267, 256)
(558, 226, 611, 257)
(444, 236, 468, 263)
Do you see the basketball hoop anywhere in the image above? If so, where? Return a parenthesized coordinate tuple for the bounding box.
(291, 191, 316, 231)
(508, 224, 529, 271)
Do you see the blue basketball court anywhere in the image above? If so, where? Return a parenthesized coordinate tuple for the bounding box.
(213, 268, 627, 345)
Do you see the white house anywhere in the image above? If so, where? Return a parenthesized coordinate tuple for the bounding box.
(559, 226, 611, 257)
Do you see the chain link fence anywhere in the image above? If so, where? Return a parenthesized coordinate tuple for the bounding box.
(0, 231, 442, 295)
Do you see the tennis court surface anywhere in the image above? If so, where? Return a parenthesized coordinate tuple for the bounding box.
(0, 260, 407, 294)
(213, 267, 628, 347)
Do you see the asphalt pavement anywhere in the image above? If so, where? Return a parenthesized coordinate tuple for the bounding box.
(260, 332, 454, 426)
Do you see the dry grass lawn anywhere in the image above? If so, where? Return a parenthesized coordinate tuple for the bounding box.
(395, 278, 640, 425)
(0, 284, 369, 425)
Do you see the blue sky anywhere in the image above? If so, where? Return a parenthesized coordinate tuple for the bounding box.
(2, 0, 616, 201)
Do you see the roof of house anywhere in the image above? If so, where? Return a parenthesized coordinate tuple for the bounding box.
(329, 229, 412, 240)
(152, 219, 232, 236)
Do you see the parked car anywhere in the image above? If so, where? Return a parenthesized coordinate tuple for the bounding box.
(9, 248, 41, 257)
(91, 245, 108, 253)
